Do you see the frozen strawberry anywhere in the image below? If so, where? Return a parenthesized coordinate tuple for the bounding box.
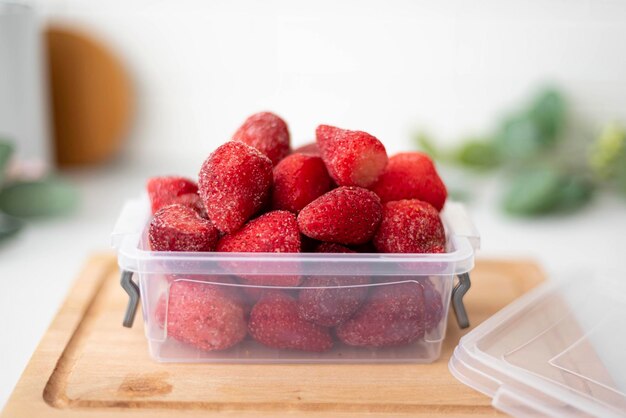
(315, 242, 353, 253)
(419, 278, 444, 332)
(149, 204, 219, 252)
(170, 193, 207, 218)
(217, 211, 301, 286)
(336, 281, 425, 348)
(271, 153, 332, 213)
(232, 112, 290, 165)
(216, 210, 300, 254)
(315, 125, 388, 187)
(297, 186, 382, 245)
(370, 152, 447, 211)
(373, 200, 445, 254)
(292, 142, 320, 156)
(198, 141, 273, 234)
(147, 176, 198, 214)
(297, 243, 369, 326)
(248, 291, 333, 352)
(155, 280, 247, 351)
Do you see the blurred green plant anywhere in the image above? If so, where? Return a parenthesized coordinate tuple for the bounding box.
(0, 137, 78, 242)
(415, 87, 623, 216)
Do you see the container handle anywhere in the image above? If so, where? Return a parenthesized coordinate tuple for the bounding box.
(452, 273, 471, 329)
(121, 270, 139, 328)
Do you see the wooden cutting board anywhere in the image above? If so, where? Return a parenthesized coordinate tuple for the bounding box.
(1, 254, 545, 418)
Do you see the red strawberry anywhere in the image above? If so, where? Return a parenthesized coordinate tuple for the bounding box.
(336, 281, 425, 348)
(373, 199, 445, 254)
(217, 211, 301, 286)
(315, 242, 353, 253)
(419, 278, 444, 332)
(248, 291, 333, 352)
(155, 279, 247, 351)
(297, 243, 369, 326)
(297, 186, 382, 245)
(232, 112, 290, 165)
(170, 193, 207, 218)
(147, 176, 198, 214)
(271, 153, 332, 213)
(149, 204, 219, 252)
(315, 125, 388, 187)
(370, 152, 447, 211)
(198, 141, 273, 234)
(292, 142, 320, 156)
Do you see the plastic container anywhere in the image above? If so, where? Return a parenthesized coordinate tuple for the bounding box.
(450, 270, 626, 417)
(112, 195, 479, 363)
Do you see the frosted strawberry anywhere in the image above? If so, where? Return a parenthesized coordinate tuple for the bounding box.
(248, 291, 333, 352)
(336, 281, 425, 348)
(149, 204, 219, 252)
(370, 152, 447, 211)
(292, 142, 320, 156)
(373, 199, 445, 254)
(297, 243, 369, 326)
(198, 141, 273, 234)
(147, 176, 198, 214)
(155, 280, 247, 351)
(232, 112, 290, 165)
(271, 153, 332, 213)
(217, 211, 301, 286)
(170, 193, 207, 218)
(297, 186, 382, 245)
(316, 124, 388, 187)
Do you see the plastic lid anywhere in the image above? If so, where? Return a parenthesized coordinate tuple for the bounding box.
(449, 271, 626, 417)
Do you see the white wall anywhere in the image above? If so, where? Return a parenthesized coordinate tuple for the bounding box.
(41, 0, 626, 171)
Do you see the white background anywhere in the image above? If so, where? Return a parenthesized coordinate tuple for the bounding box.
(1, 0, 626, 409)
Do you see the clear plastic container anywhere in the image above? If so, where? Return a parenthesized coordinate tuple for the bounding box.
(450, 270, 626, 417)
(112, 195, 479, 363)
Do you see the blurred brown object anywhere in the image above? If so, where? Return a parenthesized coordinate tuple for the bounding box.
(46, 26, 132, 167)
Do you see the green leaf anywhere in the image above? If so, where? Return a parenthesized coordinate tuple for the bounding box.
(0, 178, 79, 218)
(589, 122, 626, 179)
(454, 139, 501, 170)
(0, 139, 14, 185)
(528, 88, 566, 140)
(555, 176, 594, 212)
(0, 212, 24, 241)
(495, 115, 546, 161)
(503, 168, 563, 215)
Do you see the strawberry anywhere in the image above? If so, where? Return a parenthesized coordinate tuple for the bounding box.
(155, 279, 247, 351)
(292, 142, 320, 156)
(248, 291, 333, 352)
(271, 153, 332, 213)
(297, 243, 370, 326)
(217, 211, 301, 286)
(316, 124, 388, 187)
(149, 204, 219, 252)
(297, 186, 382, 245)
(198, 141, 273, 234)
(147, 176, 198, 214)
(170, 193, 207, 218)
(232, 112, 290, 165)
(373, 199, 445, 254)
(336, 281, 425, 348)
(315, 242, 353, 253)
(370, 152, 447, 211)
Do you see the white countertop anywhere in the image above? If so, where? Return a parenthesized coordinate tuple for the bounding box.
(0, 158, 624, 409)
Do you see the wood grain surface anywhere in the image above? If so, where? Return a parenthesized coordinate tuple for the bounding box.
(1, 254, 545, 418)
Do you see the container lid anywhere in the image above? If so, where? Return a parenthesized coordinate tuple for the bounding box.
(449, 270, 626, 417)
